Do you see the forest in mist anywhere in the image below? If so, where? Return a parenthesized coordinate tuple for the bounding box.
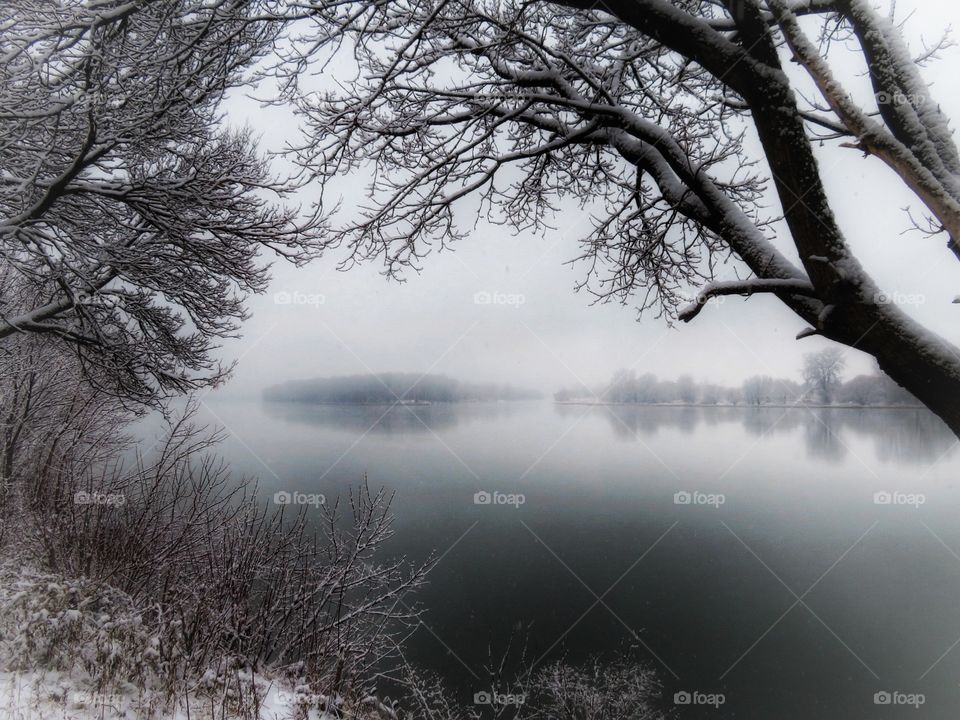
(264, 373, 542, 404)
(556, 352, 918, 407)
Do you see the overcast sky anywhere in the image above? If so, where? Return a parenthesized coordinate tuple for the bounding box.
(211, 0, 960, 397)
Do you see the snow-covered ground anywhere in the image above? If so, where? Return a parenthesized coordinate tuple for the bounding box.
(0, 554, 334, 720)
(0, 669, 336, 720)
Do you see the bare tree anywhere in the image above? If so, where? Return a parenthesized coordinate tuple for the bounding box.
(0, 0, 321, 405)
(0, 268, 131, 503)
(839, 374, 881, 405)
(770, 377, 804, 405)
(742, 375, 774, 406)
(802, 347, 846, 404)
(274, 0, 960, 435)
(601, 368, 639, 403)
(676, 374, 698, 404)
(700, 383, 724, 405)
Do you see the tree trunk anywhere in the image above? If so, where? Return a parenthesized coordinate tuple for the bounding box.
(829, 304, 960, 435)
(726, 18, 960, 437)
(880, 356, 960, 436)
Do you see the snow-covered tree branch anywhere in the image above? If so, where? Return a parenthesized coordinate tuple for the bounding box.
(277, 0, 960, 436)
(678, 278, 817, 322)
(0, 0, 322, 405)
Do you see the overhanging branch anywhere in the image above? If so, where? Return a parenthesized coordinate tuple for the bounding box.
(679, 278, 818, 322)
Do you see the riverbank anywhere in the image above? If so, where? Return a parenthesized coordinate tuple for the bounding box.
(0, 518, 312, 720)
(0, 436, 421, 720)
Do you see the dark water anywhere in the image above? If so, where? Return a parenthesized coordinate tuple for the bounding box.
(195, 400, 960, 718)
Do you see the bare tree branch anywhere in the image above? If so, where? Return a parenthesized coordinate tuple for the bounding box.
(678, 278, 817, 322)
(275, 0, 960, 435)
(0, 0, 322, 406)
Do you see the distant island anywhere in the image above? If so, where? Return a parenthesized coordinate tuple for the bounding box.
(263, 372, 540, 404)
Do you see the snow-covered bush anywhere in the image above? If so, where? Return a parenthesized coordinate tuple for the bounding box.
(519, 658, 667, 720)
(375, 655, 667, 720)
(0, 405, 427, 720)
(0, 558, 159, 690)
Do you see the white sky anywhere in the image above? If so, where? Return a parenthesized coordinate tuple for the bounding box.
(212, 0, 960, 396)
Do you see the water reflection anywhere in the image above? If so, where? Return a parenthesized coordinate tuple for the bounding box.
(262, 399, 531, 434)
(553, 403, 957, 465)
(261, 398, 956, 465)
(213, 398, 960, 718)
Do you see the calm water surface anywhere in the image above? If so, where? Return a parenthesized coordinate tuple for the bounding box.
(193, 400, 960, 718)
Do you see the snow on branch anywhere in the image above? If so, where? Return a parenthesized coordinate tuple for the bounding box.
(0, 1, 323, 405)
(279, 0, 815, 320)
(706, 0, 838, 31)
(768, 0, 960, 258)
(679, 278, 818, 322)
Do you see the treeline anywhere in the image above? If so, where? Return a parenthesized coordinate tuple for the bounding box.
(556, 369, 918, 407)
(264, 372, 540, 404)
